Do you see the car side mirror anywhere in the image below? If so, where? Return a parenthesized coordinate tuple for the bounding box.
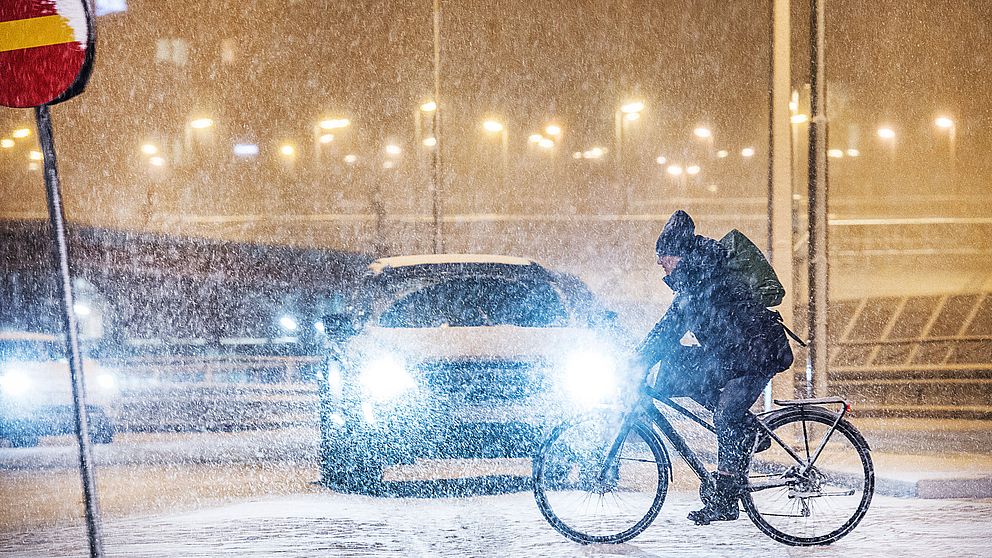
(321, 313, 357, 341)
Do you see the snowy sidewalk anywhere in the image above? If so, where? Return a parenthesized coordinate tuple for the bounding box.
(2, 490, 991, 558)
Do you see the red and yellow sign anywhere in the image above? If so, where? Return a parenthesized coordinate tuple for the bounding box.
(0, 0, 94, 108)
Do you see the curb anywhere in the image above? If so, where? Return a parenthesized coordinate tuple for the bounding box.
(874, 474, 992, 499)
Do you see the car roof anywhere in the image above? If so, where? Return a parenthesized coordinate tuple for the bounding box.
(368, 253, 538, 275)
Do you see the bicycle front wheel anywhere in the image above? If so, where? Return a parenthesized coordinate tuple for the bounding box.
(742, 408, 874, 546)
(532, 413, 670, 544)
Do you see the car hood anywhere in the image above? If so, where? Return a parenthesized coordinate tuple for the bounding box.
(345, 325, 616, 364)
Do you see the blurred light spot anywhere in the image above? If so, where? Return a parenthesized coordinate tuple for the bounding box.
(846, 148, 860, 157)
(686, 165, 701, 175)
(313, 321, 325, 333)
(97, 373, 117, 390)
(572, 151, 582, 159)
(623, 112, 640, 122)
(538, 138, 555, 149)
(620, 101, 644, 114)
(420, 101, 437, 112)
(716, 150, 729, 158)
(583, 147, 605, 159)
(544, 124, 562, 136)
(190, 118, 213, 129)
(233, 143, 259, 157)
(385, 144, 402, 155)
(655, 156, 667, 165)
(422, 136, 437, 147)
(482, 120, 504, 133)
(528, 134, 543, 144)
(877, 127, 896, 139)
(666, 165, 683, 176)
(693, 127, 712, 139)
(383, 161, 396, 169)
(27, 162, 39, 171)
(707, 184, 719, 193)
(28, 150, 42, 161)
(344, 154, 358, 164)
(279, 315, 299, 331)
(741, 147, 755, 157)
(280, 144, 296, 157)
(95, 0, 128, 16)
(934, 117, 954, 129)
(318, 133, 334, 144)
(149, 156, 165, 167)
(141, 143, 158, 155)
(790, 114, 809, 124)
(827, 149, 844, 158)
(73, 302, 91, 316)
(320, 118, 350, 130)
(0, 139, 13, 148)
(12, 128, 30, 138)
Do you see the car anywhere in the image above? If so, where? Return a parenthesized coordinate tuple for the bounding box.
(315, 254, 631, 493)
(0, 343, 119, 448)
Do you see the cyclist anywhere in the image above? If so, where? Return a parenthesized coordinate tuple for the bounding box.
(633, 210, 794, 525)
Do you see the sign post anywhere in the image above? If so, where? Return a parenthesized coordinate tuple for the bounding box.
(0, 2, 102, 556)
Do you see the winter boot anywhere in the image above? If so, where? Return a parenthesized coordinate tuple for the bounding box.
(688, 473, 741, 525)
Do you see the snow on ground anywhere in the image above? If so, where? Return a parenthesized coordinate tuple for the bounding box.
(2, 489, 991, 558)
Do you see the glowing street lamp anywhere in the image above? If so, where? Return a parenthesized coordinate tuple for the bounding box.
(623, 112, 641, 122)
(827, 149, 844, 158)
(544, 124, 562, 137)
(28, 150, 43, 161)
(385, 144, 402, 156)
(686, 165, 701, 175)
(716, 150, 729, 158)
(693, 127, 712, 139)
(934, 116, 954, 129)
(343, 154, 358, 165)
(846, 149, 860, 157)
(318, 133, 334, 144)
(537, 138, 555, 150)
(876, 127, 896, 140)
(528, 133, 543, 144)
(482, 120, 504, 133)
(319, 118, 351, 130)
(422, 136, 437, 148)
(741, 147, 756, 158)
(149, 156, 165, 167)
(420, 101, 437, 113)
(12, 128, 30, 138)
(656, 156, 667, 165)
(620, 101, 645, 115)
(190, 117, 214, 129)
(790, 114, 809, 124)
(666, 164, 684, 176)
(141, 143, 158, 155)
(280, 144, 296, 157)
(1, 138, 14, 149)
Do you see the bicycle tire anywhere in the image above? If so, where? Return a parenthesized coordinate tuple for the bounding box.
(742, 407, 874, 546)
(532, 416, 670, 544)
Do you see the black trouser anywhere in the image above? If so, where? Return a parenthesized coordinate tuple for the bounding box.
(655, 347, 770, 477)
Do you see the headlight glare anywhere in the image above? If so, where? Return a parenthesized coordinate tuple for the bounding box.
(358, 354, 416, 402)
(0, 370, 32, 398)
(563, 351, 619, 406)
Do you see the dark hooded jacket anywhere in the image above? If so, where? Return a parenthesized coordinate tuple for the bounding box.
(635, 235, 793, 388)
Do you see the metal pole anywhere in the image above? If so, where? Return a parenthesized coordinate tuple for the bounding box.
(429, 0, 444, 253)
(807, 0, 829, 398)
(35, 104, 105, 558)
(767, 0, 794, 409)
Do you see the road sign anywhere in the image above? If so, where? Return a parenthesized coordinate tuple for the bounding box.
(0, 0, 95, 108)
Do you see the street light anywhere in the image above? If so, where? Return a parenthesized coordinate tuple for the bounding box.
(343, 154, 358, 165)
(693, 127, 712, 139)
(528, 133, 543, 144)
(280, 144, 296, 157)
(544, 124, 562, 137)
(483, 120, 504, 133)
(666, 164, 683, 176)
(1, 138, 14, 148)
(790, 114, 809, 124)
(385, 144, 402, 156)
(420, 101, 437, 113)
(537, 138, 555, 150)
(620, 101, 645, 115)
(149, 156, 165, 167)
(686, 165, 701, 175)
(827, 149, 844, 159)
(876, 127, 896, 140)
(846, 148, 860, 157)
(141, 144, 158, 155)
(11, 128, 30, 138)
(655, 156, 667, 165)
(28, 150, 42, 161)
(318, 133, 334, 144)
(422, 136, 437, 148)
(319, 118, 351, 130)
(190, 118, 214, 129)
(741, 147, 756, 158)
(934, 116, 954, 129)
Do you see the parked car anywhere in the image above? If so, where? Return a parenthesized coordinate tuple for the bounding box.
(316, 254, 630, 492)
(0, 354, 118, 447)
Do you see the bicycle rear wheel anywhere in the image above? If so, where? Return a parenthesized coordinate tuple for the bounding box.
(742, 407, 874, 546)
(532, 413, 670, 544)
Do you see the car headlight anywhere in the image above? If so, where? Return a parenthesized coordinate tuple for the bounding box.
(358, 354, 416, 402)
(562, 350, 619, 407)
(0, 370, 32, 398)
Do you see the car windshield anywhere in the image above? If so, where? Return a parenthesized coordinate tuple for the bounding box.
(376, 275, 569, 328)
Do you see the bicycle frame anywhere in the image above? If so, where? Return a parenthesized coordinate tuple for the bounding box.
(599, 384, 850, 487)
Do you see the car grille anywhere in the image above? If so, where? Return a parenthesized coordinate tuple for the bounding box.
(417, 359, 546, 402)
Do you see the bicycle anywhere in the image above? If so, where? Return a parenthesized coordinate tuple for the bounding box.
(532, 382, 874, 546)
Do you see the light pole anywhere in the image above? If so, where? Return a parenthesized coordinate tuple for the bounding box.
(934, 116, 956, 191)
(615, 100, 644, 212)
(483, 119, 508, 191)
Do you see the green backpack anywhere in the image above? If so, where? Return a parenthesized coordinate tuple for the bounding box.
(719, 229, 785, 308)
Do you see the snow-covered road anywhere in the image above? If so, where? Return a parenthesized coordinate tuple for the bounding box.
(2, 489, 991, 557)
